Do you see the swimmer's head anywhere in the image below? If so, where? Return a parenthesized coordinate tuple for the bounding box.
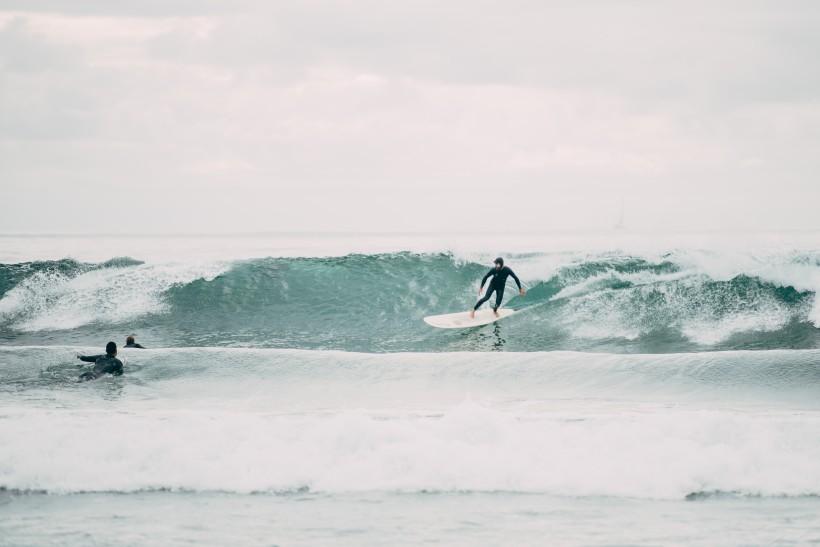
(106, 341, 117, 355)
(494, 257, 504, 269)
(126, 335, 135, 345)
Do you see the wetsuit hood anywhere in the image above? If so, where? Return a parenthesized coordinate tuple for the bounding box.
(494, 257, 504, 267)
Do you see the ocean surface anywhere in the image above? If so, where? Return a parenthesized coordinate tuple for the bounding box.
(1, 232, 819, 546)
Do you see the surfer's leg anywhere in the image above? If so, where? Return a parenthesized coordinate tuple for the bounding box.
(473, 291, 493, 310)
(472, 287, 496, 317)
(492, 287, 505, 316)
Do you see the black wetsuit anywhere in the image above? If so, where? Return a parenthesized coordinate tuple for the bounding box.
(78, 354, 124, 380)
(124, 343, 145, 349)
(473, 266, 522, 311)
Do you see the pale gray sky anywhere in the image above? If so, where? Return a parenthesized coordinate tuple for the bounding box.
(1, 1, 818, 234)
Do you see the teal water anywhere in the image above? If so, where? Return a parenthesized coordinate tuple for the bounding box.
(2, 251, 818, 352)
(1, 233, 819, 545)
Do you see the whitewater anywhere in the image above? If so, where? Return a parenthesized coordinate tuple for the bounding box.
(1, 232, 819, 546)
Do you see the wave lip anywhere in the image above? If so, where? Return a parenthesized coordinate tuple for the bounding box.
(0, 260, 228, 332)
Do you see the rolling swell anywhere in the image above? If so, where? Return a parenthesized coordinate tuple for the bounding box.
(4, 346, 819, 405)
(0, 251, 818, 352)
(2, 346, 819, 499)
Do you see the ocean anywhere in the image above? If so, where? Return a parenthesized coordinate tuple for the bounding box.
(1, 232, 818, 546)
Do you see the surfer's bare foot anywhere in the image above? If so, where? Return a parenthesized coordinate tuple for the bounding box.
(470, 309, 475, 319)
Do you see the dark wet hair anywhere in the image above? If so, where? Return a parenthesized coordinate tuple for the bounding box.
(126, 336, 135, 345)
(106, 341, 117, 354)
(494, 257, 504, 267)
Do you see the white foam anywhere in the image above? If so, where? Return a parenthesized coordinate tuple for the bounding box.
(679, 304, 793, 346)
(753, 261, 820, 327)
(1, 404, 818, 499)
(0, 262, 228, 331)
(551, 268, 694, 301)
(558, 275, 799, 345)
(650, 249, 820, 327)
(544, 247, 819, 344)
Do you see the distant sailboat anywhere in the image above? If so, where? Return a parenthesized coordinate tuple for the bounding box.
(613, 198, 626, 230)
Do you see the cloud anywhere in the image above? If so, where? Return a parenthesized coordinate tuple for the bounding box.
(1, 2, 819, 234)
(0, 1, 238, 18)
(0, 16, 81, 73)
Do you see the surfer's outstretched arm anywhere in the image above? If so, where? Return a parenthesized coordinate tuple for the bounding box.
(508, 269, 526, 295)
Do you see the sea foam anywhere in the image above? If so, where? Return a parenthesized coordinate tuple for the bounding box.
(1, 404, 818, 500)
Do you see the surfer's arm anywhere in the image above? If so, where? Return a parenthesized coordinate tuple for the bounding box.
(479, 269, 493, 289)
(509, 269, 526, 295)
(77, 354, 100, 363)
(509, 269, 522, 290)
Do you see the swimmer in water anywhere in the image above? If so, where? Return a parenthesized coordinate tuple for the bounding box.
(76, 341, 124, 381)
(124, 335, 145, 349)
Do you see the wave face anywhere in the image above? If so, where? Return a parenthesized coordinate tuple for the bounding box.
(1, 250, 818, 352)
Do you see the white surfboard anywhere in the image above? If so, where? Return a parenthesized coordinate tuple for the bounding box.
(423, 308, 515, 329)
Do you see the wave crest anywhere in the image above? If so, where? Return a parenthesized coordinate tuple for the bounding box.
(0, 251, 817, 351)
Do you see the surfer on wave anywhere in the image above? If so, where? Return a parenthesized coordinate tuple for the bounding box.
(471, 257, 525, 319)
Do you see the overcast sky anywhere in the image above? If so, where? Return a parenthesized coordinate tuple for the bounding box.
(1, 1, 818, 234)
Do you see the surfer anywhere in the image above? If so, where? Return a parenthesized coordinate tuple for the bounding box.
(124, 335, 145, 349)
(471, 257, 526, 318)
(76, 341, 124, 381)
